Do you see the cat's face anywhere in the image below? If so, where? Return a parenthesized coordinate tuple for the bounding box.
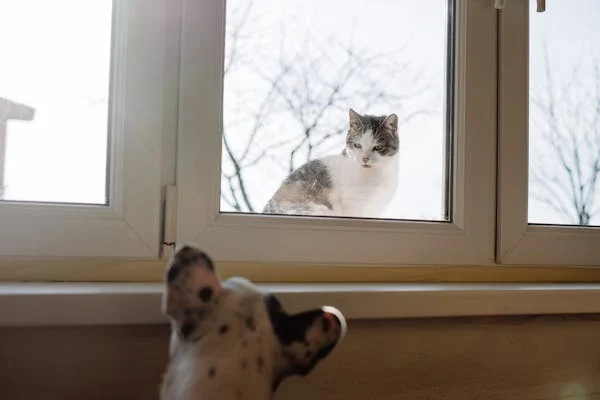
(344, 109, 399, 168)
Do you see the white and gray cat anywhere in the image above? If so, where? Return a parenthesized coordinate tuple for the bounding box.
(263, 108, 399, 218)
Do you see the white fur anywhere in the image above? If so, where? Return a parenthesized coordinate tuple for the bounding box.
(162, 281, 275, 400)
(322, 129, 399, 218)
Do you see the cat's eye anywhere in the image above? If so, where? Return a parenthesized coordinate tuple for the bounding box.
(374, 145, 383, 151)
(353, 143, 362, 149)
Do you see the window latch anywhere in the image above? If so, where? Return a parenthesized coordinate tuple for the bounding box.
(494, 0, 505, 9)
(494, 0, 546, 12)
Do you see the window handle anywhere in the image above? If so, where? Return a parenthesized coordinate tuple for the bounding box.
(537, 0, 546, 12)
(494, 0, 546, 12)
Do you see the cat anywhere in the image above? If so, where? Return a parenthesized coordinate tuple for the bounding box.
(262, 108, 400, 218)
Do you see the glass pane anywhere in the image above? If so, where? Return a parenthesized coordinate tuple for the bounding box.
(529, 1, 600, 226)
(220, 0, 453, 221)
(0, 0, 112, 205)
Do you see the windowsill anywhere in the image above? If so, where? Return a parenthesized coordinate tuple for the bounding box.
(1, 282, 600, 326)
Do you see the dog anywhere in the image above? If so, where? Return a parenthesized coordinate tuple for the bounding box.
(160, 244, 347, 399)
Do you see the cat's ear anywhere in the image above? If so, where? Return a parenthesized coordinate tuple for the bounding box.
(348, 108, 364, 131)
(380, 113, 399, 136)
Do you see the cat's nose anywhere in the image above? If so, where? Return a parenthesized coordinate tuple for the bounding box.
(361, 156, 369, 163)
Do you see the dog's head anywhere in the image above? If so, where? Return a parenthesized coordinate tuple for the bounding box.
(160, 244, 346, 399)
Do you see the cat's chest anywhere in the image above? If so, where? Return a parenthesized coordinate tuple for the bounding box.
(336, 162, 396, 190)
(333, 165, 398, 217)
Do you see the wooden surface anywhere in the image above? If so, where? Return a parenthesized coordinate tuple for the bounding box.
(1, 257, 600, 283)
(1, 314, 599, 399)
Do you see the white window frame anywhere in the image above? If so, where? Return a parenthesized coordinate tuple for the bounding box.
(0, 0, 179, 259)
(497, 0, 600, 266)
(174, 0, 498, 266)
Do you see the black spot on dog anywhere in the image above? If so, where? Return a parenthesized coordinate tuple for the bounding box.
(256, 356, 264, 372)
(285, 342, 337, 377)
(241, 360, 247, 370)
(166, 263, 183, 283)
(180, 321, 196, 339)
(198, 286, 213, 302)
(199, 251, 215, 271)
(316, 342, 336, 360)
(273, 377, 283, 393)
(176, 245, 199, 265)
(219, 324, 230, 335)
(208, 366, 216, 378)
(245, 317, 256, 331)
(265, 294, 327, 346)
(173, 246, 215, 272)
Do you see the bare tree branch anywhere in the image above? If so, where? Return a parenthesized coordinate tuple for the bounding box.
(530, 43, 600, 225)
(222, 133, 255, 212)
(219, 0, 434, 212)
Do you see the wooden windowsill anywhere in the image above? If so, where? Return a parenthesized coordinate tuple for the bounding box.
(0, 258, 599, 283)
(1, 282, 599, 327)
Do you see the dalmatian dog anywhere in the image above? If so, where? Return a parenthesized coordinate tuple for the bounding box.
(160, 244, 347, 400)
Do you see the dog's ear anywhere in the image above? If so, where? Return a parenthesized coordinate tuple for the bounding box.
(162, 244, 223, 321)
(265, 295, 346, 385)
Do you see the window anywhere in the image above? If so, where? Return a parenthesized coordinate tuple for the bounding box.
(528, 1, 600, 227)
(1, 0, 111, 205)
(220, 0, 451, 222)
(0, 0, 178, 258)
(1, 0, 598, 280)
(498, 0, 600, 265)
(175, 0, 497, 266)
